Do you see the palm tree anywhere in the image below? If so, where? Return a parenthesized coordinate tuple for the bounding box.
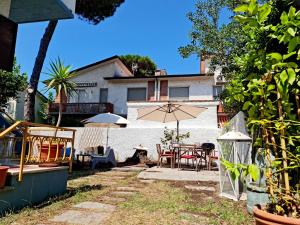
(44, 58, 76, 127)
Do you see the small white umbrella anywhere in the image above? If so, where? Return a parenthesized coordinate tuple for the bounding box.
(83, 113, 129, 148)
(137, 102, 207, 139)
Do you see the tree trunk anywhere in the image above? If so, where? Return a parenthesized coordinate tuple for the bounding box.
(56, 91, 63, 127)
(24, 20, 58, 122)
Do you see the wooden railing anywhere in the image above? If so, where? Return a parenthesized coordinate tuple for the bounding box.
(48, 102, 114, 114)
(0, 122, 76, 182)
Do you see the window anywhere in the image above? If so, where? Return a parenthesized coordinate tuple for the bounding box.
(169, 87, 189, 100)
(127, 88, 147, 101)
(213, 86, 223, 100)
(99, 88, 108, 103)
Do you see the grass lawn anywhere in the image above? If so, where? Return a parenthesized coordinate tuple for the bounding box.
(0, 169, 253, 225)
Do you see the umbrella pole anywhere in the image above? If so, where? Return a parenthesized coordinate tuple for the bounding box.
(106, 125, 109, 149)
(177, 120, 179, 142)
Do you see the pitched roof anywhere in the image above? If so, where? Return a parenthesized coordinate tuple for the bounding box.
(104, 73, 214, 80)
(72, 55, 131, 74)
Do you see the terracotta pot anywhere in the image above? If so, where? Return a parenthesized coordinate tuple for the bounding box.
(253, 206, 300, 225)
(0, 166, 9, 188)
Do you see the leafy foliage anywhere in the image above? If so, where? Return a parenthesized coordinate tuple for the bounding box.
(120, 55, 157, 77)
(160, 127, 190, 149)
(223, 0, 300, 218)
(179, 0, 246, 79)
(43, 58, 77, 126)
(75, 0, 125, 24)
(0, 62, 27, 109)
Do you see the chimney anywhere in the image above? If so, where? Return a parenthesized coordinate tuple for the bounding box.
(155, 69, 167, 76)
(200, 58, 206, 74)
(200, 52, 210, 75)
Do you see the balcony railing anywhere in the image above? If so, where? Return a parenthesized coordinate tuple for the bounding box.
(48, 103, 113, 115)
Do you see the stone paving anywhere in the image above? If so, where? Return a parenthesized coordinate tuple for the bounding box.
(43, 166, 218, 225)
(138, 166, 219, 182)
(45, 167, 145, 225)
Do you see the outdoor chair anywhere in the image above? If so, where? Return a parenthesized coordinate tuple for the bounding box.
(177, 144, 198, 171)
(90, 147, 116, 169)
(156, 144, 175, 168)
(201, 143, 216, 170)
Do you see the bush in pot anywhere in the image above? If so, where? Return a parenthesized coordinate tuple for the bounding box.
(222, 0, 300, 223)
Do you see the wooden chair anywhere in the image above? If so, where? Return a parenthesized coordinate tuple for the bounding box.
(156, 144, 175, 168)
(177, 144, 198, 171)
(201, 143, 216, 170)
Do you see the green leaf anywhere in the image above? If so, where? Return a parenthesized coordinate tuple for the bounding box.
(268, 52, 282, 61)
(242, 101, 252, 110)
(248, 164, 260, 181)
(258, 4, 271, 23)
(283, 51, 296, 60)
(288, 6, 296, 18)
(287, 27, 296, 37)
(287, 68, 296, 85)
(280, 12, 288, 24)
(267, 84, 275, 91)
(234, 4, 248, 13)
(288, 37, 300, 52)
(280, 70, 288, 83)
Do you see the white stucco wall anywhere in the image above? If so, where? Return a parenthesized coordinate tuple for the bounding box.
(168, 78, 214, 100)
(40, 127, 220, 162)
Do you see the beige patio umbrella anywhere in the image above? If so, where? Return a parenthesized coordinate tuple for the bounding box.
(137, 102, 207, 139)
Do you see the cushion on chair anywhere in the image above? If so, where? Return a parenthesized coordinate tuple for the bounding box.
(180, 155, 195, 159)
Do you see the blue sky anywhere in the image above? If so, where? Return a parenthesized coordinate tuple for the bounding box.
(15, 0, 230, 91)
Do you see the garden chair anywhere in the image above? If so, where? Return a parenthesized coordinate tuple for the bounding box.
(90, 147, 116, 169)
(178, 144, 198, 171)
(156, 144, 175, 168)
(201, 143, 216, 170)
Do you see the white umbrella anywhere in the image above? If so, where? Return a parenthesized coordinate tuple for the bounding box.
(137, 102, 207, 139)
(83, 113, 129, 148)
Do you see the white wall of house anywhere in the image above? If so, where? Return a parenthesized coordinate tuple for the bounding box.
(168, 77, 214, 101)
(68, 60, 132, 104)
(7, 91, 45, 123)
(33, 127, 220, 162)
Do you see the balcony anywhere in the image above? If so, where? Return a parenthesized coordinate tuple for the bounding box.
(48, 103, 113, 115)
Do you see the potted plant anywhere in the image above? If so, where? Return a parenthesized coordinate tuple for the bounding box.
(221, 0, 300, 223)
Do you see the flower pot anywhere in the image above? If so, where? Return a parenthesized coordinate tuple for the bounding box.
(253, 206, 300, 225)
(247, 182, 269, 214)
(0, 166, 9, 188)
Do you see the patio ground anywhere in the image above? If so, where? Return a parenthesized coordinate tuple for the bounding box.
(0, 167, 253, 225)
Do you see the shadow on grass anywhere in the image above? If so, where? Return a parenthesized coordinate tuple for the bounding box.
(0, 184, 104, 219)
(34, 184, 103, 209)
(68, 168, 112, 181)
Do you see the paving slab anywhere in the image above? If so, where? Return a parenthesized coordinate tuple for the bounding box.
(138, 167, 219, 182)
(139, 179, 155, 184)
(111, 191, 136, 196)
(184, 185, 216, 192)
(73, 202, 116, 212)
(116, 186, 140, 192)
(50, 210, 111, 225)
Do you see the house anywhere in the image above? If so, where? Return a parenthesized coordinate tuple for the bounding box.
(48, 55, 228, 128)
(6, 91, 48, 124)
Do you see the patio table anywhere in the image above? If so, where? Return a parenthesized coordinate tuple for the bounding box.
(170, 143, 208, 170)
